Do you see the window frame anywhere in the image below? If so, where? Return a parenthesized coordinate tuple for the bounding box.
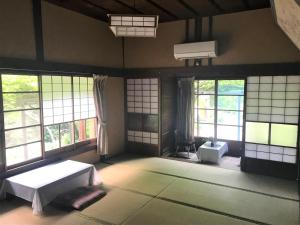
(194, 78, 246, 142)
(0, 72, 97, 171)
(194, 79, 215, 138)
(2, 74, 43, 168)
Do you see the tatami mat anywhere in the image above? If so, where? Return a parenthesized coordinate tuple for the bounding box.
(100, 164, 175, 196)
(105, 157, 192, 177)
(158, 178, 300, 225)
(185, 162, 299, 200)
(80, 189, 152, 225)
(0, 198, 89, 225)
(102, 155, 299, 200)
(123, 199, 255, 225)
(52, 213, 103, 225)
(1, 155, 299, 225)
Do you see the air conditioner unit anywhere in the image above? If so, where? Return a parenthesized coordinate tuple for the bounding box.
(174, 41, 218, 60)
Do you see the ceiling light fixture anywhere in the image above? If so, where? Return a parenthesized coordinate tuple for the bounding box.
(108, 14, 159, 38)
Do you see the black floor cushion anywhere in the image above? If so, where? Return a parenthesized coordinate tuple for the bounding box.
(53, 186, 106, 210)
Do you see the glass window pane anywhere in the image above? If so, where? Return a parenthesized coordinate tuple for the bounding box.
(63, 92, 72, 100)
(194, 95, 214, 109)
(271, 124, 298, 147)
(218, 80, 244, 95)
(88, 78, 93, 89)
(3, 93, 39, 110)
(80, 77, 88, 91)
(5, 142, 42, 166)
(75, 120, 86, 142)
(44, 125, 59, 151)
(63, 83, 72, 92)
(196, 109, 214, 123)
(194, 123, 214, 138)
(217, 125, 242, 141)
(2, 75, 38, 92)
(43, 92, 52, 101)
(42, 83, 52, 92)
(245, 122, 269, 144)
(60, 122, 73, 147)
(217, 111, 243, 126)
(42, 75, 52, 83)
(53, 92, 62, 100)
(26, 142, 42, 161)
(73, 77, 79, 83)
(72, 76, 95, 120)
(86, 118, 96, 139)
(54, 115, 64, 124)
(62, 76, 71, 83)
(53, 83, 62, 92)
(195, 80, 215, 94)
(5, 126, 41, 148)
(218, 96, 244, 110)
(52, 76, 61, 83)
(4, 110, 40, 129)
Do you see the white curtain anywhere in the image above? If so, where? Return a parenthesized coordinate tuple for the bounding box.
(176, 77, 195, 143)
(93, 75, 108, 155)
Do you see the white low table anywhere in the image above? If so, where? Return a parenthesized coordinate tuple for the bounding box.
(196, 141, 228, 164)
(0, 160, 100, 214)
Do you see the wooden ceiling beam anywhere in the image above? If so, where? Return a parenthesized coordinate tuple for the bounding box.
(242, 0, 251, 10)
(208, 0, 225, 13)
(113, 0, 145, 14)
(177, 0, 198, 16)
(145, 0, 178, 19)
(82, 0, 113, 14)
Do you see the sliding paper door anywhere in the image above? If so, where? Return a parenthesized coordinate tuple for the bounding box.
(245, 76, 299, 164)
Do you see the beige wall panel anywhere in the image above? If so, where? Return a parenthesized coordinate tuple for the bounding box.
(42, 2, 123, 67)
(69, 78, 125, 162)
(0, 0, 36, 59)
(124, 20, 186, 68)
(212, 8, 300, 65)
(105, 77, 125, 156)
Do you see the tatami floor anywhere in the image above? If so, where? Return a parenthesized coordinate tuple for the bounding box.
(0, 155, 299, 225)
(162, 152, 242, 171)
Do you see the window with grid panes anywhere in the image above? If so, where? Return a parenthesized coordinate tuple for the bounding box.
(217, 80, 244, 141)
(42, 76, 96, 152)
(73, 77, 96, 143)
(0, 73, 97, 169)
(42, 75, 74, 151)
(194, 79, 244, 141)
(194, 80, 215, 138)
(2, 75, 42, 166)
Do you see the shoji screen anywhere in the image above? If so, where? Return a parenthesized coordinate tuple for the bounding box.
(126, 78, 159, 147)
(245, 76, 300, 164)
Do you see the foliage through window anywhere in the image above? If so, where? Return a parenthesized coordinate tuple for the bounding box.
(194, 79, 244, 141)
(0, 74, 96, 167)
(2, 75, 42, 166)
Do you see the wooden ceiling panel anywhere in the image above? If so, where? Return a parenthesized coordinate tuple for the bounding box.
(121, 0, 176, 21)
(45, 0, 109, 21)
(44, 0, 271, 23)
(183, 0, 220, 17)
(90, 0, 136, 14)
(214, 0, 246, 12)
(248, 0, 270, 8)
(150, 0, 197, 19)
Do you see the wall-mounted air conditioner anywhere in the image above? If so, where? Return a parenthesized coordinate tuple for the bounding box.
(174, 41, 218, 60)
